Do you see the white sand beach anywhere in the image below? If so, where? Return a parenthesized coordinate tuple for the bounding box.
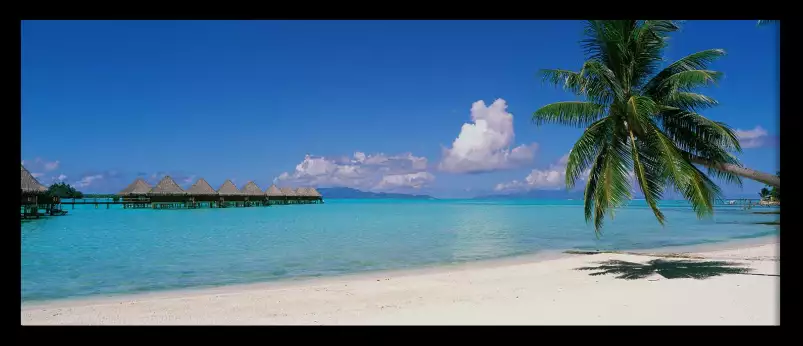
(21, 237, 779, 325)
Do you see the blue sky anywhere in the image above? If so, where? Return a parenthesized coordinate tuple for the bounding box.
(21, 20, 779, 198)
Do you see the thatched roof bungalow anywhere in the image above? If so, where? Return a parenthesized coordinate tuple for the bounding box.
(308, 187, 322, 198)
(148, 176, 186, 195)
(21, 165, 48, 195)
(240, 181, 264, 197)
(217, 180, 242, 196)
(265, 184, 283, 197)
(280, 187, 297, 197)
(117, 178, 152, 196)
(295, 187, 310, 197)
(186, 178, 217, 195)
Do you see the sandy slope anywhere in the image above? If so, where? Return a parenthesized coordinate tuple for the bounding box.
(21, 238, 779, 325)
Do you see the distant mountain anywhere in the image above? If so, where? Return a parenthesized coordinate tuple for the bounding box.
(318, 187, 436, 200)
(474, 189, 585, 200)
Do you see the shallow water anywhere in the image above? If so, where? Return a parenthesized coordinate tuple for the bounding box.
(21, 199, 779, 302)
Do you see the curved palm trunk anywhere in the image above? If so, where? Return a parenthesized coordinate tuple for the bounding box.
(691, 158, 780, 188)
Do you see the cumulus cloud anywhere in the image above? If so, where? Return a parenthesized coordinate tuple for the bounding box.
(438, 99, 537, 174)
(494, 154, 571, 192)
(276, 152, 434, 191)
(56, 174, 68, 182)
(735, 126, 772, 149)
(493, 153, 634, 194)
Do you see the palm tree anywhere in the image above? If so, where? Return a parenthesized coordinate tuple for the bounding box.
(533, 20, 779, 234)
(759, 187, 771, 200)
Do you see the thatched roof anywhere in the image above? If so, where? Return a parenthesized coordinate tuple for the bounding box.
(240, 181, 264, 196)
(148, 176, 186, 195)
(295, 187, 310, 196)
(186, 178, 217, 195)
(217, 180, 242, 195)
(307, 187, 322, 197)
(280, 187, 297, 197)
(117, 178, 152, 195)
(265, 184, 283, 197)
(21, 165, 47, 193)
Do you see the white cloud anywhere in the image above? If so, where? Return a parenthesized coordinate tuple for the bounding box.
(74, 174, 104, 188)
(56, 174, 68, 182)
(22, 157, 60, 172)
(438, 99, 537, 174)
(31, 172, 44, 178)
(375, 172, 436, 190)
(495, 153, 570, 192)
(735, 126, 769, 149)
(276, 152, 434, 191)
(44, 160, 60, 171)
(182, 175, 197, 185)
(494, 153, 618, 193)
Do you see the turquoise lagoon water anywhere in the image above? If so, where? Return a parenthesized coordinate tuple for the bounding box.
(21, 199, 779, 302)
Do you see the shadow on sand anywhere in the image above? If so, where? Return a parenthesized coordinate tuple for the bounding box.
(576, 259, 762, 280)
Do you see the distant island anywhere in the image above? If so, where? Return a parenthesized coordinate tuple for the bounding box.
(474, 190, 585, 200)
(318, 187, 435, 200)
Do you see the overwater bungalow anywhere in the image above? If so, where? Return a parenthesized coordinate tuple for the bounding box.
(265, 184, 284, 205)
(295, 187, 324, 204)
(295, 187, 312, 204)
(240, 181, 265, 207)
(217, 180, 244, 207)
(53, 175, 324, 212)
(148, 176, 187, 208)
(308, 187, 323, 203)
(116, 178, 154, 208)
(280, 187, 298, 204)
(21, 164, 49, 218)
(186, 178, 217, 207)
(117, 178, 152, 200)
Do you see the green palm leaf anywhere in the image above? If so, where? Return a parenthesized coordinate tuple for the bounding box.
(533, 102, 607, 128)
(566, 117, 611, 188)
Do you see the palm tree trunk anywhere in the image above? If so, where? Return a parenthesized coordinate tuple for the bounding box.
(691, 158, 780, 188)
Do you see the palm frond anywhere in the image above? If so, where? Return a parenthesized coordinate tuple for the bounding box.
(626, 95, 659, 132)
(641, 20, 680, 34)
(581, 60, 623, 103)
(645, 126, 717, 218)
(658, 70, 723, 93)
(566, 117, 611, 188)
(584, 132, 632, 234)
(629, 130, 665, 225)
(540, 69, 585, 94)
(664, 92, 718, 112)
(657, 109, 741, 154)
(533, 101, 607, 128)
(644, 49, 726, 95)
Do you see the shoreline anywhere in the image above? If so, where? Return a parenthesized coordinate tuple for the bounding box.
(22, 235, 779, 319)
